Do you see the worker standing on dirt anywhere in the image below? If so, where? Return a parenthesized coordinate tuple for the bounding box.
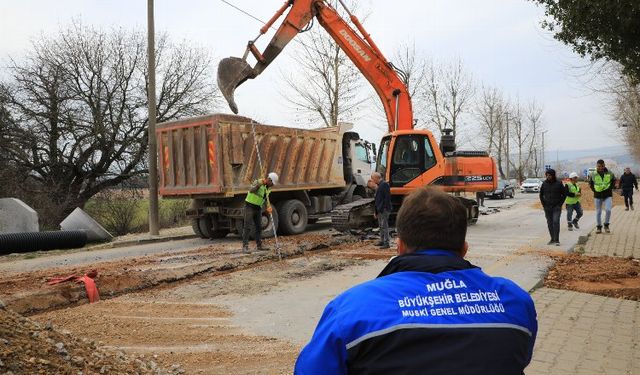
(294, 187, 537, 374)
(565, 172, 583, 231)
(371, 172, 392, 249)
(619, 167, 638, 211)
(242, 172, 278, 253)
(589, 160, 616, 234)
(540, 168, 566, 246)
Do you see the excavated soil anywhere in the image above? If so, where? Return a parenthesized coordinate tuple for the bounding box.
(0, 232, 394, 374)
(0, 305, 181, 374)
(544, 252, 640, 300)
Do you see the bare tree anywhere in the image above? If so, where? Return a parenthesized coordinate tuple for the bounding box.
(423, 58, 475, 142)
(2, 21, 218, 226)
(525, 100, 544, 177)
(281, 1, 368, 128)
(475, 85, 508, 178)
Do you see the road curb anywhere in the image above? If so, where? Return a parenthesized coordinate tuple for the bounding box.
(87, 233, 198, 251)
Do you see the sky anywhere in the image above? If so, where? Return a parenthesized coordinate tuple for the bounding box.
(0, 0, 625, 153)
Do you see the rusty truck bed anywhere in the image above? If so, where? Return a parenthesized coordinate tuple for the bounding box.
(157, 114, 346, 197)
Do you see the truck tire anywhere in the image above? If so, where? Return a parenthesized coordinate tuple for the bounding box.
(192, 218, 207, 238)
(197, 215, 229, 239)
(278, 199, 308, 235)
(236, 206, 279, 239)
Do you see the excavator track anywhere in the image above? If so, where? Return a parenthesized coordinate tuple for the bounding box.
(331, 198, 377, 232)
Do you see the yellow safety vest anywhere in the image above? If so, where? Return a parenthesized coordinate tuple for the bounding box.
(593, 173, 613, 193)
(565, 183, 581, 205)
(245, 181, 270, 207)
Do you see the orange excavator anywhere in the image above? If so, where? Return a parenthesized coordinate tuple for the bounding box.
(218, 0, 497, 228)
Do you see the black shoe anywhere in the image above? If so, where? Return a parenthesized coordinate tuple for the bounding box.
(555, 241, 560, 246)
(547, 240, 555, 245)
(242, 244, 250, 253)
(632, 205, 635, 211)
(375, 241, 386, 246)
(596, 226, 602, 234)
(568, 223, 573, 231)
(572, 220, 580, 229)
(604, 224, 610, 234)
(625, 207, 629, 211)
(379, 243, 390, 249)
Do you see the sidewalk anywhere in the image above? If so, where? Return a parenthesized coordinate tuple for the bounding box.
(527, 205, 640, 374)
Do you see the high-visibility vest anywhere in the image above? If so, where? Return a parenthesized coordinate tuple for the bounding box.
(565, 183, 581, 205)
(593, 173, 613, 192)
(245, 180, 270, 207)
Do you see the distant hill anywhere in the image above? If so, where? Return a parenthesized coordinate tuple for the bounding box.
(541, 145, 639, 177)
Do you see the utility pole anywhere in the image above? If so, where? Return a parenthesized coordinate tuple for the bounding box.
(505, 112, 510, 181)
(147, 0, 160, 235)
(541, 130, 548, 174)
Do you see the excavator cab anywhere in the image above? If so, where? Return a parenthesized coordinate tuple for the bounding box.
(217, 57, 256, 114)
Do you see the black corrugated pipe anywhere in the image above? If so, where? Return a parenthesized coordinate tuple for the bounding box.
(0, 231, 88, 254)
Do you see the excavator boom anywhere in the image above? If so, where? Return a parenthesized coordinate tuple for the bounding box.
(218, 0, 413, 132)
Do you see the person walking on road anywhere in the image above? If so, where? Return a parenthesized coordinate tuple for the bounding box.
(540, 168, 566, 245)
(619, 167, 638, 211)
(242, 172, 278, 253)
(589, 160, 616, 233)
(476, 191, 486, 207)
(294, 187, 538, 374)
(565, 172, 583, 231)
(371, 172, 392, 249)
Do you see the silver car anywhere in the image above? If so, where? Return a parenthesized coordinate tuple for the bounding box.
(520, 178, 543, 193)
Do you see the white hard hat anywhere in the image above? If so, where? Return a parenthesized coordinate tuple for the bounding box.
(569, 172, 579, 179)
(268, 172, 279, 185)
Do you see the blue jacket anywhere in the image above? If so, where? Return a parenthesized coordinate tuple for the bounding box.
(295, 250, 537, 374)
(374, 180, 392, 214)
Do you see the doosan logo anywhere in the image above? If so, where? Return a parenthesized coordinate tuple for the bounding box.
(338, 29, 371, 62)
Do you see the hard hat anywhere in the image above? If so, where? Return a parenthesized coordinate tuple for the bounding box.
(268, 172, 279, 185)
(569, 172, 579, 179)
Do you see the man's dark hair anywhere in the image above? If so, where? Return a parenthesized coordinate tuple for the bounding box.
(396, 187, 467, 253)
(597, 159, 605, 165)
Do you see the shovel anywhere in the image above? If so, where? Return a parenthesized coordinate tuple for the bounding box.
(217, 57, 256, 114)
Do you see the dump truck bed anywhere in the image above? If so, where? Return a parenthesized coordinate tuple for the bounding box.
(157, 114, 346, 197)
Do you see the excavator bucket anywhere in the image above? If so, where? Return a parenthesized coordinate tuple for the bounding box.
(217, 57, 256, 114)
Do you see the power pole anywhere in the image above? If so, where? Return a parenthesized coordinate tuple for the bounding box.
(505, 112, 510, 181)
(147, 0, 160, 235)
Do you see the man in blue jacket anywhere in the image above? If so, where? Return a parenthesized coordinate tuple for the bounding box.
(294, 186, 538, 374)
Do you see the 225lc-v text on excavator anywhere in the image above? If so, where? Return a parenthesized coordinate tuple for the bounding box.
(217, 0, 497, 229)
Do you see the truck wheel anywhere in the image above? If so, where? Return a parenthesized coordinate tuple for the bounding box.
(279, 199, 308, 235)
(192, 218, 207, 238)
(197, 215, 229, 239)
(236, 206, 279, 239)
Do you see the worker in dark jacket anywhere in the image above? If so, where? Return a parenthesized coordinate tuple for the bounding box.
(294, 187, 538, 374)
(371, 172, 392, 249)
(619, 167, 638, 211)
(539, 168, 566, 245)
(589, 160, 616, 233)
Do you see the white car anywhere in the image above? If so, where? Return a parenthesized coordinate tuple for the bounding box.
(520, 178, 543, 193)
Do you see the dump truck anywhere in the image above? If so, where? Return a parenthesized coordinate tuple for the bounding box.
(157, 113, 376, 239)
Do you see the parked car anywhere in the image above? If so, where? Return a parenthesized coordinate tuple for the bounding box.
(520, 178, 543, 193)
(489, 180, 515, 199)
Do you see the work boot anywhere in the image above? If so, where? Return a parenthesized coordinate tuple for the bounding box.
(555, 241, 560, 246)
(572, 219, 580, 229)
(379, 243, 390, 249)
(547, 240, 555, 245)
(375, 241, 386, 246)
(625, 206, 629, 211)
(242, 244, 250, 253)
(567, 223, 573, 231)
(596, 226, 602, 234)
(604, 224, 610, 234)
